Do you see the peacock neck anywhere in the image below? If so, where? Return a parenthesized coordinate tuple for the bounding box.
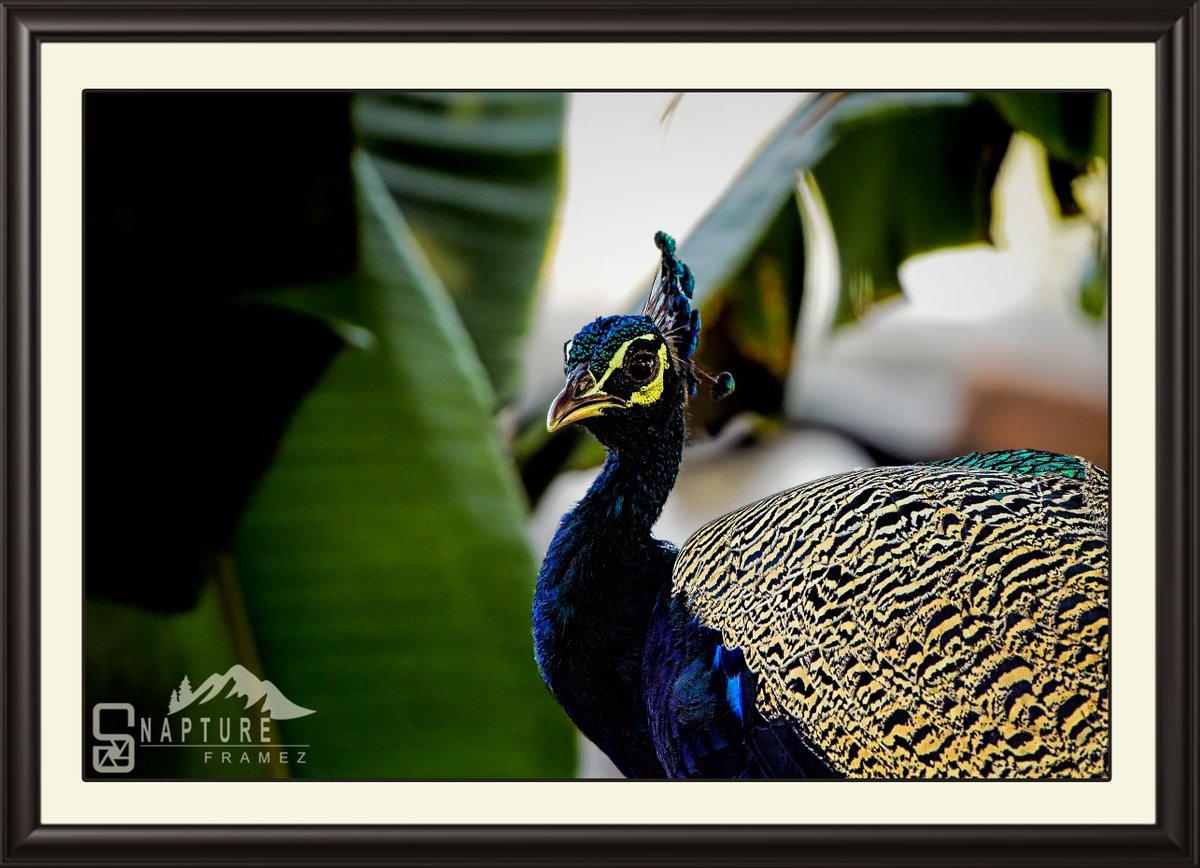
(532, 406, 685, 777)
(575, 410, 685, 540)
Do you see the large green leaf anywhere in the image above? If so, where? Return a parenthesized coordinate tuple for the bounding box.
(232, 154, 574, 778)
(810, 94, 1012, 326)
(354, 92, 566, 404)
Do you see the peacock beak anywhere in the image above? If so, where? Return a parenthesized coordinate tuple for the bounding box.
(547, 364, 627, 433)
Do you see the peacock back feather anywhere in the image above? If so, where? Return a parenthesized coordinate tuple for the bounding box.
(672, 450, 1109, 778)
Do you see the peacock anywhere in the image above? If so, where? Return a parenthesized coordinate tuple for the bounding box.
(533, 231, 1109, 779)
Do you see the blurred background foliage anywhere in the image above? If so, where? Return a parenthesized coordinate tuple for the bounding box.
(517, 91, 1109, 492)
(84, 90, 1108, 779)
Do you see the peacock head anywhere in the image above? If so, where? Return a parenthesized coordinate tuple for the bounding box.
(547, 232, 733, 451)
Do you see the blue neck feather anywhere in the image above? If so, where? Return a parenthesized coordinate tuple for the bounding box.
(532, 407, 685, 777)
(573, 420, 682, 534)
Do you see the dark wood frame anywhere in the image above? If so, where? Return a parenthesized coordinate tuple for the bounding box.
(2, 2, 1196, 865)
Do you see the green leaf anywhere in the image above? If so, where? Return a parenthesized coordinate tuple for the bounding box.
(810, 94, 1012, 326)
(986, 92, 1108, 164)
(1080, 263, 1108, 320)
(1047, 156, 1087, 218)
(687, 193, 807, 433)
(354, 92, 566, 404)
(232, 153, 575, 778)
(668, 95, 836, 306)
(1093, 92, 1110, 164)
(982, 93, 1109, 318)
(1080, 219, 1109, 320)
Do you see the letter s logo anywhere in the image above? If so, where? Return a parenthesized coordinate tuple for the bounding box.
(92, 703, 135, 773)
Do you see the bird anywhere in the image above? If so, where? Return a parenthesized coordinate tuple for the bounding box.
(532, 231, 1109, 779)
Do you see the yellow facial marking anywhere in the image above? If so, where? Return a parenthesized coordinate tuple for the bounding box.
(629, 343, 668, 405)
(578, 334, 658, 397)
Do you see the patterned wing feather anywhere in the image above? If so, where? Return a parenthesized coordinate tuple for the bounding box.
(672, 455, 1109, 779)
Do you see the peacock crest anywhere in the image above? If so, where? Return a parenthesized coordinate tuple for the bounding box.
(642, 231, 734, 402)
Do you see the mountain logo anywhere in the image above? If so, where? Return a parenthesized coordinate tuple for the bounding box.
(167, 664, 315, 720)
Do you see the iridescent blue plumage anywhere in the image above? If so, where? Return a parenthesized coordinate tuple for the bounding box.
(532, 351, 684, 776)
(533, 231, 825, 778)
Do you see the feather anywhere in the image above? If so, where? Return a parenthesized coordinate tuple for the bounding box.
(671, 453, 1109, 779)
(642, 232, 732, 402)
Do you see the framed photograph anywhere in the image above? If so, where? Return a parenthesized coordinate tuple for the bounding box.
(2, 3, 1195, 865)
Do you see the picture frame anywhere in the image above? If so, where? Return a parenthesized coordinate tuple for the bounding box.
(2, 2, 1195, 864)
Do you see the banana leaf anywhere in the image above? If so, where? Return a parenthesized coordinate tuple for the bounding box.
(231, 155, 574, 777)
(354, 92, 566, 405)
(810, 93, 1013, 326)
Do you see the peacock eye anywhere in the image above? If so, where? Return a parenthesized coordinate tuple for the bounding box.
(626, 351, 657, 384)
